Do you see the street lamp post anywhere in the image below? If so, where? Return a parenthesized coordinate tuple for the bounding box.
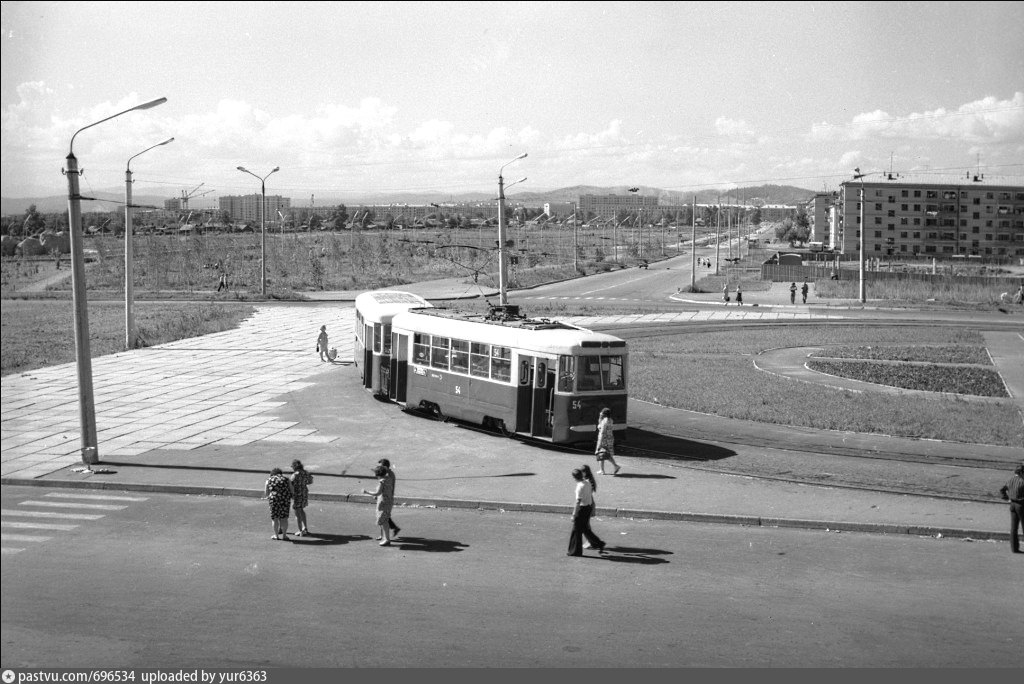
(236, 166, 280, 296)
(497, 153, 527, 307)
(64, 96, 168, 465)
(853, 168, 868, 304)
(125, 137, 174, 349)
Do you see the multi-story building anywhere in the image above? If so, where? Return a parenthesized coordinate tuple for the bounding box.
(578, 193, 659, 221)
(219, 194, 291, 223)
(804, 193, 834, 244)
(832, 174, 1024, 259)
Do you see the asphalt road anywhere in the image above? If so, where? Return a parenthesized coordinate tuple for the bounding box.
(2, 486, 1020, 668)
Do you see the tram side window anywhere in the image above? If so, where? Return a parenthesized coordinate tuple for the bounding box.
(382, 324, 392, 355)
(470, 342, 490, 378)
(413, 333, 430, 365)
(431, 336, 450, 370)
(491, 345, 512, 382)
(558, 356, 576, 392)
(373, 323, 382, 353)
(451, 339, 470, 374)
(355, 312, 363, 344)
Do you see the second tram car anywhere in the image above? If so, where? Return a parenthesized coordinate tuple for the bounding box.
(354, 291, 433, 396)
(358, 298, 627, 445)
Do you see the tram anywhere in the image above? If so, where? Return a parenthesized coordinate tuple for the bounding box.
(354, 294, 628, 445)
(354, 291, 433, 395)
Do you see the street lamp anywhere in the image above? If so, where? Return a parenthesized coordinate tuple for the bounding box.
(125, 136, 174, 350)
(64, 96, 168, 465)
(236, 165, 280, 296)
(853, 167, 868, 304)
(497, 153, 527, 306)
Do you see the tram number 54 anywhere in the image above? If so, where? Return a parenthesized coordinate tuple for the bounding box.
(571, 400, 582, 410)
(455, 385, 461, 395)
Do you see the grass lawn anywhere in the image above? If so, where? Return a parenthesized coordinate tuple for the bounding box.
(1, 299, 255, 377)
(628, 325, 1024, 447)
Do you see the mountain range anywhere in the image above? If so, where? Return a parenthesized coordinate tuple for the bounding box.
(2, 184, 818, 216)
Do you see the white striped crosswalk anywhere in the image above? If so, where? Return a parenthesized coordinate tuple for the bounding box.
(1, 491, 149, 554)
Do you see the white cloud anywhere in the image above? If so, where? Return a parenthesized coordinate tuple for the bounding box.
(808, 92, 1024, 144)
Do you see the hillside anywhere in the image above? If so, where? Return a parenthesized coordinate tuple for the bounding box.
(3, 183, 818, 216)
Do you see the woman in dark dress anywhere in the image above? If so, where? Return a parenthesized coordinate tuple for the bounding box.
(263, 467, 293, 540)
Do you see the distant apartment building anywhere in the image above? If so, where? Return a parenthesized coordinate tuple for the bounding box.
(578, 193, 659, 221)
(832, 174, 1024, 259)
(164, 198, 183, 212)
(804, 193, 834, 244)
(219, 194, 291, 222)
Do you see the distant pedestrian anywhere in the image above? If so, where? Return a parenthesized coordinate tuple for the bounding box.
(567, 468, 606, 557)
(789, 282, 797, 304)
(217, 272, 228, 292)
(1014, 284, 1023, 305)
(801, 281, 809, 304)
(290, 459, 314, 536)
(362, 464, 395, 546)
(378, 458, 401, 539)
(998, 463, 1024, 554)
(595, 407, 620, 475)
(735, 285, 743, 306)
(263, 467, 293, 541)
(316, 325, 329, 362)
(723, 283, 730, 305)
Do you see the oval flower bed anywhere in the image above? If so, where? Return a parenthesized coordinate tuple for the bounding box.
(809, 345, 991, 365)
(806, 359, 1009, 398)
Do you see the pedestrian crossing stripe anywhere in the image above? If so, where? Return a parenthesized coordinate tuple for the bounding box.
(2, 521, 79, 531)
(0, 509, 104, 520)
(17, 501, 127, 511)
(1, 533, 51, 543)
(42, 493, 148, 502)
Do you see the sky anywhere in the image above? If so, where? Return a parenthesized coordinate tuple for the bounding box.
(2, 1, 1023, 205)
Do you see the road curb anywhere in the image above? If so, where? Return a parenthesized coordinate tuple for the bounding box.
(2, 476, 1008, 543)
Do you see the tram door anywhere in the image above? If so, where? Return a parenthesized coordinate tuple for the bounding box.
(362, 323, 374, 389)
(516, 355, 555, 438)
(389, 332, 408, 402)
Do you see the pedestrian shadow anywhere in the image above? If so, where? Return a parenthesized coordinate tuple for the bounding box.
(289, 532, 373, 546)
(620, 428, 736, 462)
(389, 536, 468, 553)
(604, 473, 674, 480)
(599, 545, 673, 565)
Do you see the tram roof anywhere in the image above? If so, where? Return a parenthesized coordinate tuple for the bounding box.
(390, 308, 627, 355)
(355, 290, 433, 322)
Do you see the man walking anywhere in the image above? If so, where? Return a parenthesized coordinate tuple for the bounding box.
(801, 281, 809, 304)
(999, 463, 1024, 554)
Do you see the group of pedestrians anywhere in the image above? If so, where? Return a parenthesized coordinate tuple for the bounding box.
(263, 460, 314, 541)
(789, 281, 809, 304)
(722, 283, 743, 305)
(263, 458, 401, 545)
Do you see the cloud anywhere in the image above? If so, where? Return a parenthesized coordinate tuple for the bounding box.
(714, 117, 758, 144)
(808, 92, 1024, 144)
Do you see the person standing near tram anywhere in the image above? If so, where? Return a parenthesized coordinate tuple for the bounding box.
(595, 407, 621, 475)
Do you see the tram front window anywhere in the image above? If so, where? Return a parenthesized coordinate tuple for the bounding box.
(576, 354, 625, 392)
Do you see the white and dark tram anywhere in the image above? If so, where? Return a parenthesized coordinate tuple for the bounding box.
(354, 291, 433, 396)
(354, 293, 627, 445)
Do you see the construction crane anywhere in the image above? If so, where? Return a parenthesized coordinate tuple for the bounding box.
(180, 183, 214, 212)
